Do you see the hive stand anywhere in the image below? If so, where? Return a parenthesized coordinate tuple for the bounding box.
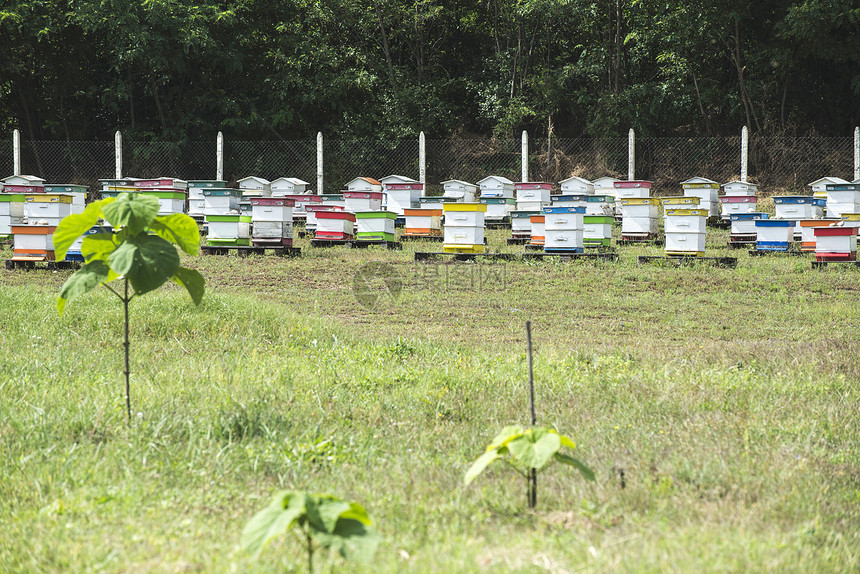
(200, 245, 301, 257)
(414, 251, 518, 262)
(310, 238, 402, 250)
(400, 235, 443, 243)
(812, 261, 860, 269)
(522, 252, 619, 263)
(637, 255, 737, 268)
(748, 246, 806, 256)
(5, 258, 81, 270)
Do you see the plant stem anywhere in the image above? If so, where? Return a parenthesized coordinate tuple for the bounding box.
(525, 321, 537, 508)
(306, 531, 314, 574)
(124, 278, 131, 424)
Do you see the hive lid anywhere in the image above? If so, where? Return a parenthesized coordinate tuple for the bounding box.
(355, 211, 398, 219)
(444, 203, 488, 212)
(542, 206, 585, 214)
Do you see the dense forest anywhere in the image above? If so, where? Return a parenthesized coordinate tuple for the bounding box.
(0, 0, 857, 142)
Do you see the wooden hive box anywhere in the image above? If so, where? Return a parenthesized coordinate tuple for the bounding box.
(620, 198, 660, 235)
(134, 177, 187, 190)
(355, 211, 397, 241)
(205, 214, 252, 246)
(528, 215, 545, 246)
(798, 219, 840, 251)
(722, 180, 758, 196)
(755, 219, 794, 251)
(814, 227, 857, 261)
(237, 176, 272, 196)
(543, 206, 585, 252)
(477, 175, 515, 198)
(271, 177, 310, 195)
(583, 215, 614, 246)
(403, 208, 442, 237)
(441, 180, 478, 202)
(11, 224, 56, 259)
(773, 196, 825, 220)
(720, 195, 758, 218)
(443, 202, 486, 251)
(315, 210, 356, 240)
(479, 197, 515, 221)
(510, 210, 540, 238)
(558, 176, 594, 195)
(384, 182, 423, 215)
(344, 190, 384, 212)
(140, 189, 187, 215)
(730, 212, 768, 238)
(202, 188, 243, 215)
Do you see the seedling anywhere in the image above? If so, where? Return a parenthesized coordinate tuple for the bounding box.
(53, 193, 204, 422)
(242, 490, 380, 572)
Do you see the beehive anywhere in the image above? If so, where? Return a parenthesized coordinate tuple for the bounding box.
(270, 177, 310, 195)
(593, 177, 620, 215)
(773, 196, 825, 220)
(355, 211, 397, 241)
(4, 174, 45, 188)
(720, 195, 758, 218)
(558, 176, 594, 195)
(0, 193, 25, 237)
(305, 204, 343, 232)
(346, 177, 383, 193)
(583, 215, 614, 247)
(613, 180, 653, 200)
(315, 210, 356, 240)
(98, 178, 138, 190)
(203, 188, 243, 214)
(798, 219, 840, 251)
(664, 208, 708, 256)
(824, 184, 860, 218)
(419, 196, 459, 211)
(205, 214, 252, 246)
(344, 191, 384, 212)
(681, 178, 720, 217)
(755, 219, 794, 251)
(515, 182, 553, 208)
(403, 208, 442, 237)
(477, 175, 515, 198)
(479, 197, 515, 221)
(133, 177, 187, 190)
(24, 194, 72, 225)
(808, 176, 849, 199)
(187, 180, 227, 199)
(11, 224, 56, 259)
(730, 212, 769, 239)
(278, 194, 322, 219)
(722, 180, 758, 196)
(551, 194, 588, 208)
(384, 182, 423, 215)
(619, 198, 660, 235)
(443, 203, 486, 253)
(140, 190, 187, 215)
(237, 176, 272, 196)
(320, 194, 346, 209)
(813, 227, 857, 261)
(543, 206, 585, 253)
(44, 184, 88, 214)
(585, 195, 615, 216)
(441, 180, 478, 203)
(511, 210, 540, 238)
(660, 196, 700, 212)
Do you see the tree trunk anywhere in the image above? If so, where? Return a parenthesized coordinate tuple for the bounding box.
(374, 0, 397, 89)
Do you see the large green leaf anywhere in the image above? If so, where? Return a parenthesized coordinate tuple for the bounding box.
(464, 448, 501, 485)
(311, 518, 380, 564)
(101, 193, 159, 234)
(553, 452, 596, 481)
(507, 428, 561, 470)
(80, 232, 118, 263)
(306, 496, 352, 533)
(51, 201, 106, 261)
(241, 491, 306, 559)
(150, 213, 201, 255)
(57, 260, 118, 314)
(109, 233, 180, 296)
(558, 433, 577, 451)
(171, 267, 205, 306)
(489, 425, 525, 449)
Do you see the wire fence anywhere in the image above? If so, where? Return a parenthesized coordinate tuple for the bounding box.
(4, 135, 855, 195)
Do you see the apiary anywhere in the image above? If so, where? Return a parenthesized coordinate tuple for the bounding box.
(344, 191, 384, 212)
(479, 197, 515, 221)
(720, 195, 758, 218)
(11, 224, 57, 259)
(205, 214, 252, 246)
(355, 211, 397, 241)
(24, 194, 72, 224)
(315, 210, 356, 240)
(813, 227, 857, 261)
(773, 196, 825, 219)
(585, 195, 615, 216)
(0, 193, 25, 237)
(511, 210, 540, 239)
(237, 176, 272, 196)
(543, 206, 585, 253)
(44, 184, 88, 214)
(403, 208, 443, 237)
(619, 198, 660, 236)
(477, 175, 515, 198)
(798, 219, 840, 251)
(755, 219, 794, 251)
(384, 182, 423, 215)
(441, 180, 478, 203)
(270, 177, 310, 195)
(730, 212, 769, 241)
(140, 190, 187, 215)
(824, 184, 860, 218)
(558, 176, 594, 195)
(203, 188, 243, 214)
(529, 215, 545, 247)
(443, 203, 486, 253)
(722, 180, 758, 196)
(614, 180, 653, 200)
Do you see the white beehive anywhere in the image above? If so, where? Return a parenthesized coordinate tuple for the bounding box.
(529, 215, 545, 246)
(270, 177, 310, 196)
(558, 176, 594, 195)
(730, 213, 769, 237)
(43, 184, 87, 214)
(203, 188, 243, 214)
(344, 191, 383, 212)
(443, 203, 486, 253)
(477, 175, 515, 198)
(237, 176, 272, 196)
(305, 204, 343, 232)
(809, 176, 849, 199)
(384, 182, 423, 215)
(755, 219, 794, 250)
(664, 208, 708, 256)
(133, 177, 187, 189)
(11, 224, 56, 259)
(814, 227, 857, 261)
(187, 180, 227, 200)
(355, 211, 397, 241)
(479, 197, 515, 221)
(543, 206, 585, 252)
(346, 177, 383, 193)
(24, 194, 72, 224)
(773, 196, 825, 220)
(441, 180, 478, 203)
(720, 195, 758, 218)
(722, 180, 758, 196)
(403, 208, 442, 237)
(4, 174, 45, 187)
(583, 215, 614, 247)
(315, 211, 355, 240)
(585, 195, 615, 216)
(552, 194, 587, 208)
(515, 182, 552, 209)
(205, 214, 252, 245)
(0, 194, 25, 236)
(140, 190, 187, 215)
(379, 174, 417, 185)
(798, 219, 840, 251)
(511, 210, 539, 238)
(619, 198, 660, 235)
(824, 183, 860, 218)
(614, 180, 653, 200)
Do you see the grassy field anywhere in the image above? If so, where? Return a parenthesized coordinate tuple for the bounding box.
(1, 228, 859, 573)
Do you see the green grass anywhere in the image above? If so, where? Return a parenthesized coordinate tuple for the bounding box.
(1, 228, 858, 573)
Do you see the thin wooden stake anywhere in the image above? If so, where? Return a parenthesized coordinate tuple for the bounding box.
(526, 320, 537, 508)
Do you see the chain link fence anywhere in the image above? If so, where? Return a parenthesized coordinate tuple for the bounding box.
(6, 135, 856, 195)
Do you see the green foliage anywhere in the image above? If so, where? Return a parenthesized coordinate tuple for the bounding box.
(54, 193, 203, 313)
(465, 425, 595, 486)
(242, 491, 380, 569)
